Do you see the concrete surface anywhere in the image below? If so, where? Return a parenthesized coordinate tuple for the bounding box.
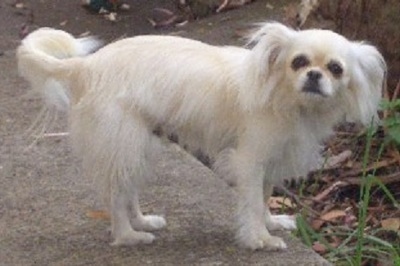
(0, 0, 331, 265)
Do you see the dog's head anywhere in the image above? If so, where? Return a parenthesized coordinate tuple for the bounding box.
(244, 23, 386, 125)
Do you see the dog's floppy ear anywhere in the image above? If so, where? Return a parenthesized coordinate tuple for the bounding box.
(346, 43, 386, 125)
(247, 22, 295, 67)
(240, 22, 295, 111)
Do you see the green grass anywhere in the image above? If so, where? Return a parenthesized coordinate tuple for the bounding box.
(294, 123, 400, 265)
(293, 98, 400, 265)
(354, 123, 376, 265)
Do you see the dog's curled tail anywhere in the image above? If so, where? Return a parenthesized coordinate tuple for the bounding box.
(17, 28, 101, 111)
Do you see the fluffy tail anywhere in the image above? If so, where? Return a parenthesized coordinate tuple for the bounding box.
(17, 28, 101, 111)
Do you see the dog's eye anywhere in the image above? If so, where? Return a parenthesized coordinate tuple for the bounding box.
(327, 61, 343, 76)
(291, 55, 310, 70)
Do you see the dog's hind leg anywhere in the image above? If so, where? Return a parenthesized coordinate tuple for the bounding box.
(125, 129, 166, 233)
(109, 114, 169, 245)
(75, 105, 165, 246)
(110, 175, 166, 246)
(106, 117, 160, 246)
(130, 189, 167, 232)
(110, 184, 156, 246)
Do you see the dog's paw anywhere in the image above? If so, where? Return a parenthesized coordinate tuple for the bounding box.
(239, 231, 288, 250)
(266, 215, 297, 231)
(111, 231, 155, 246)
(262, 235, 288, 250)
(132, 215, 167, 231)
(237, 226, 288, 250)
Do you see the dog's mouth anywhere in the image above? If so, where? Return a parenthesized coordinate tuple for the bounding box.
(301, 81, 327, 97)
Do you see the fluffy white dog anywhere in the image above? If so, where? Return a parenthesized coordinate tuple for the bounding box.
(17, 22, 386, 250)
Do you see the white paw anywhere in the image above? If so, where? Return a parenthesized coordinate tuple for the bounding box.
(132, 215, 167, 231)
(266, 215, 297, 231)
(263, 235, 288, 250)
(111, 231, 155, 246)
(238, 228, 288, 250)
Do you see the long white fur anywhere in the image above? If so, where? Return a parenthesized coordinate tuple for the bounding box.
(17, 23, 386, 250)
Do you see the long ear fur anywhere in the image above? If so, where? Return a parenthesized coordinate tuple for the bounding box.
(239, 22, 296, 111)
(346, 43, 386, 125)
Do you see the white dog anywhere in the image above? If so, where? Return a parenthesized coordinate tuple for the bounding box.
(17, 22, 385, 250)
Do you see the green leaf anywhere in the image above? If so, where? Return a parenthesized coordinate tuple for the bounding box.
(388, 124, 400, 144)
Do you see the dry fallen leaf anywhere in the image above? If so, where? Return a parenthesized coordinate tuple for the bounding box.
(312, 209, 346, 230)
(313, 239, 341, 254)
(86, 210, 110, 220)
(265, 3, 274, 10)
(15, 3, 25, 9)
(324, 150, 352, 168)
(312, 241, 327, 254)
(104, 12, 117, 22)
(79, 31, 91, 37)
(343, 213, 357, 227)
(381, 218, 400, 231)
(268, 196, 296, 209)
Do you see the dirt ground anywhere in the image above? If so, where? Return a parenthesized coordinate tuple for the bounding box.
(0, 0, 331, 265)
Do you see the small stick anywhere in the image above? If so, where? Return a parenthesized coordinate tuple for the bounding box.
(42, 132, 69, 137)
(312, 181, 348, 202)
(341, 158, 397, 178)
(343, 172, 400, 186)
(391, 79, 400, 101)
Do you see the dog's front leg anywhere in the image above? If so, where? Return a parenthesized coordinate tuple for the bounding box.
(234, 153, 287, 250)
(264, 183, 297, 231)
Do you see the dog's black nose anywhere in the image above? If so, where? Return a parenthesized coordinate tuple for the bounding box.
(303, 70, 325, 96)
(307, 70, 322, 81)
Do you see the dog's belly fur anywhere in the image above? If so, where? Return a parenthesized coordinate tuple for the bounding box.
(152, 126, 217, 167)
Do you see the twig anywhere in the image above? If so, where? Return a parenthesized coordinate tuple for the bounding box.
(312, 181, 348, 202)
(42, 132, 69, 137)
(216, 0, 230, 12)
(388, 145, 400, 166)
(341, 158, 397, 178)
(342, 172, 400, 186)
(335, 131, 359, 137)
(324, 150, 352, 169)
(391, 79, 400, 101)
(309, 150, 352, 174)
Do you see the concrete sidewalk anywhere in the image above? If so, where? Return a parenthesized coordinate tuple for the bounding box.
(0, 123, 330, 265)
(0, 1, 331, 265)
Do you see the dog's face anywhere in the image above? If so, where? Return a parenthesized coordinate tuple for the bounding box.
(247, 23, 386, 125)
(286, 31, 350, 100)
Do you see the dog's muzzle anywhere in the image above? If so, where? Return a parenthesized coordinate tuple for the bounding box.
(302, 70, 325, 96)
